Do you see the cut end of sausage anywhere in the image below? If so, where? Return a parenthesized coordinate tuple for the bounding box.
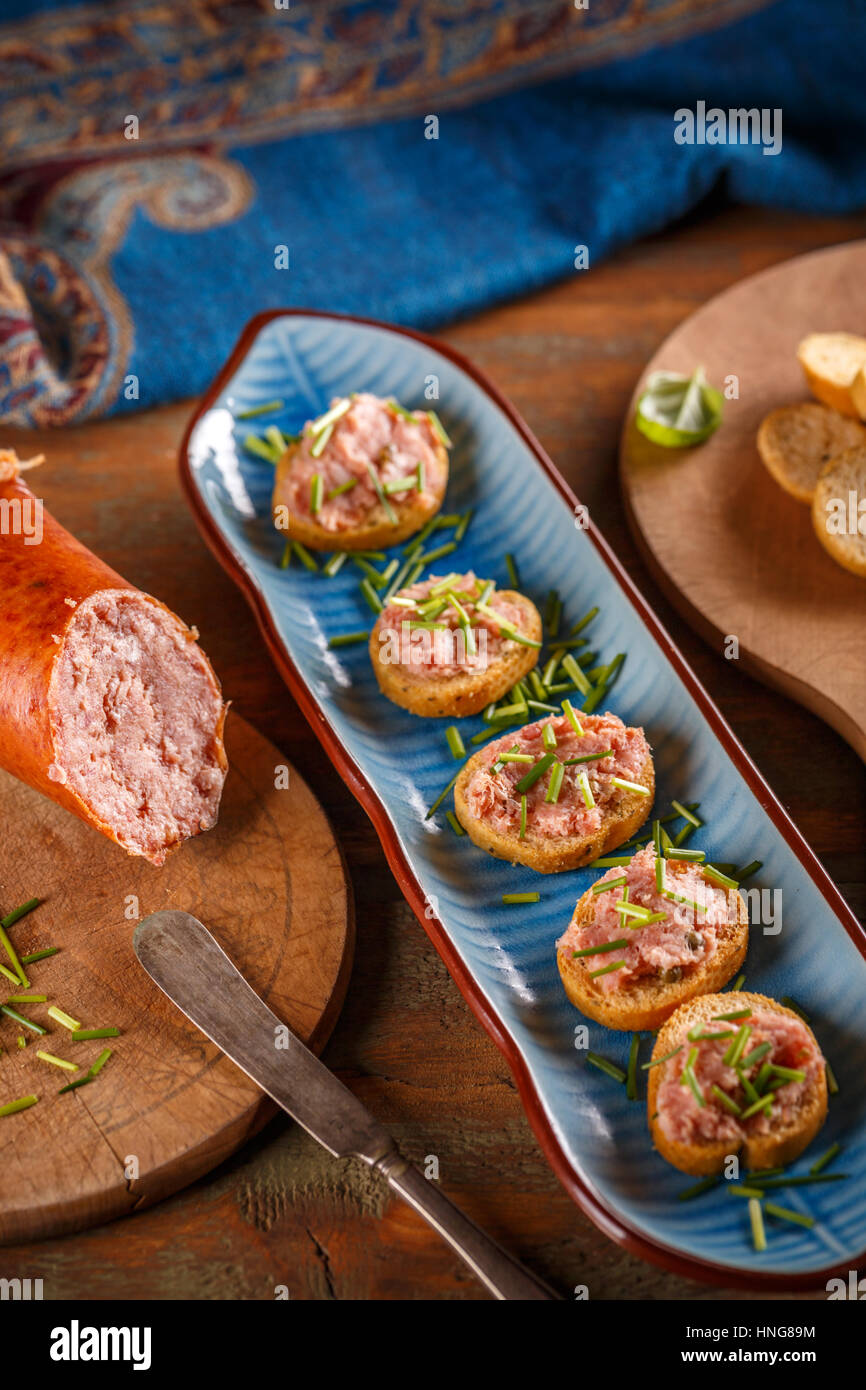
(50, 590, 228, 864)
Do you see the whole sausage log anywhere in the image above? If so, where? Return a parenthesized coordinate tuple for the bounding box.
(0, 452, 228, 864)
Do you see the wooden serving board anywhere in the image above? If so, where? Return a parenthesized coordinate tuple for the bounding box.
(0, 714, 353, 1244)
(620, 240, 866, 763)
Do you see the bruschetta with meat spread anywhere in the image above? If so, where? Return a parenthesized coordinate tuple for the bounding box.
(454, 711, 653, 872)
(370, 572, 542, 717)
(648, 992, 828, 1176)
(272, 393, 449, 551)
(556, 845, 749, 1030)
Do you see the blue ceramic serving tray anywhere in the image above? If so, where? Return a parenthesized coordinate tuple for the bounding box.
(180, 310, 866, 1290)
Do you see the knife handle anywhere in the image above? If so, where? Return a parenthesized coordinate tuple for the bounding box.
(376, 1152, 559, 1300)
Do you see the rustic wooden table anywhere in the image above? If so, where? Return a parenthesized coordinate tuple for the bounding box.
(3, 205, 864, 1300)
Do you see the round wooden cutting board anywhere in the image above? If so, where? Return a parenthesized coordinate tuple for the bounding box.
(620, 240, 866, 763)
(0, 714, 353, 1244)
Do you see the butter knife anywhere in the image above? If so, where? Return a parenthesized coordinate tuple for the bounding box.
(133, 910, 558, 1301)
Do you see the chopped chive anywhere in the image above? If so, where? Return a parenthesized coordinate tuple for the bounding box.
(47, 1006, 81, 1032)
(504, 553, 519, 587)
(416, 541, 458, 566)
(545, 762, 565, 804)
(0, 1094, 38, 1117)
(592, 875, 628, 895)
(573, 771, 593, 810)
(2, 899, 39, 930)
(515, 753, 557, 794)
(0, 963, 21, 985)
(365, 462, 398, 524)
(682, 1066, 705, 1108)
(309, 474, 324, 514)
(677, 1176, 719, 1201)
(740, 1093, 774, 1120)
(19, 947, 58, 966)
(58, 1076, 95, 1096)
(496, 753, 533, 764)
(586, 1052, 626, 1084)
(760, 1174, 848, 1189)
(237, 399, 284, 420)
(6, 994, 46, 1004)
(688, 1028, 736, 1042)
(0, 925, 28, 988)
(723, 1025, 752, 1068)
(642, 1046, 683, 1070)
(736, 859, 763, 881)
(571, 606, 598, 636)
(36, 1050, 78, 1072)
(655, 845, 666, 894)
(673, 823, 696, 847)
(826, 1061, 839, 1096)
(326, 477, 358, 501)
(610, 777, 650, 796)
(562, 751, 613, 766)
(519, 794, 527, 840)
(748, 1198, 767, 1252)
(445, 811, 465, 837)
(740, 1042, 773, 1070)
(780, 995, 810, 1023)
(764, 1202, 815, 1229)
(454, 508, 472, 541)
(710, 1084, 742, 1116)
(427, 410, 452, 448)
(527, 700, 558, 715)
(425, 770, 460, 819)
(729, 1184, 765, 1199)
(70, 1028, 120, 1041)
(323, 551, 348, 577)
(664, 890, 706, 914)
(490, 701, 528, 721)
(264, 425, 288, 457)
(0, 1004, 44, 1034)
(768, 1064, 806, 1084)
(541, 656, 560, 687)
(360, 578, 383, 614)
(502, 892, 540, 905)
(747, 1167, 785, 1180)
(279, 540, 292, 569)
(87, 1048, 112, 1078)
(541, 723, 557, 751)
(589, 961, 626, 979)
(731, 974, 745, 992)
(589, 856, 632, 868)
(626, 1034, 640, 1101)
(663, 847, 705, 862)
(445, 726, 466, 760)
(625, 910, 668, 929)
(310, 422, 334, 458)
(671, 800, 702, 828)
(571, 938, 629, 960)
(561, 653, 591, 696)
(328, 629, 369, 648)
(712, 1008, 752, 1022)
(562, 701, 585, 737)
(545, 590, 562, 638)
(244, 433, 280, 464)
(528, 670, 547, 702)
(292, 541, 319, 572)
(810, 1142, 841, 1175)
(310, 397, 352, 438)
(702, 864, 739, 891)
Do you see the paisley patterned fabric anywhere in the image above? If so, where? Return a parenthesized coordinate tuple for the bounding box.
(2, 0, 863, 425)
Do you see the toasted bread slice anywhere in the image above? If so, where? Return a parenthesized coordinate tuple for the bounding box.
(648, 992, 828, 1177)
(757, 402, 866, 504)
(811, 444, 866, 576)
(797, 333, 866, 418)
(370, 591, 541, 717)
(850, 363, 866, 420)
(273, 436, 448, 552)
(454, 747, 654, 874)
(557, 866, 748, 1032)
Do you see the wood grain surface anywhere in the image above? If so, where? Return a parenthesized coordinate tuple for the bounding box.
(0, 202, 863, 1300)
(0, 716, 353, 1244)
(621, 241, 866, 762)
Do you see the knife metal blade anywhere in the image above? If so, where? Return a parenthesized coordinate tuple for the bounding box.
(133, 910, 557, 1300)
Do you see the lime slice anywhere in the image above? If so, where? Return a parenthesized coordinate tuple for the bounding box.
(635, 366, 723, 447)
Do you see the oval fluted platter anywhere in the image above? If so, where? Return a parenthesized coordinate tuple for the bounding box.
(180, 310, 866, 1290)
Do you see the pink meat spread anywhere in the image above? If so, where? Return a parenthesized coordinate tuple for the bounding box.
(465, 713, 649, 839)
(557, 845, 734, 994)
(657, 1010, 823, 1145)
(283, 393, 446, 533)
(376, 573, 527, 678)
(49, 590, 227, 864)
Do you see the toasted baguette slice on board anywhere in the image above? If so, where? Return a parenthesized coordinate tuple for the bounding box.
(798, 332, 866, 417)
(757, 402, 866, 503)
(811, 444, 866, 577)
